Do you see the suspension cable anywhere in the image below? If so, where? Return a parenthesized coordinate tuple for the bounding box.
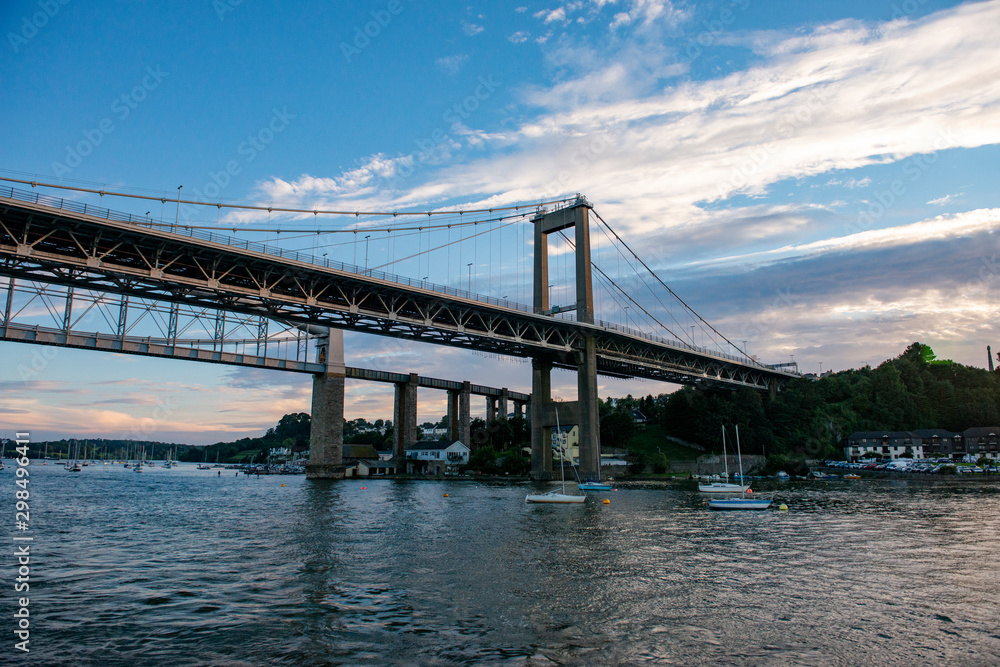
(592, 209, 751, 359)
(2, 176, 575, 219)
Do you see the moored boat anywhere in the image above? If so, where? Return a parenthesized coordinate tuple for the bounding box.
(709, 497, 773, 510)
(706, 426, 773, 511)
(578, 481, 613, 491)
(699, 426, 750, 494)
(526, 491, 586, 504)
(525, 406, 585, 504)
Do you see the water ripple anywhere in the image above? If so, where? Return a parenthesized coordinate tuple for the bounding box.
(5, 467, 1000, 665)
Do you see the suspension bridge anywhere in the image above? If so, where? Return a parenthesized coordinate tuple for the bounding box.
(0, 179, 798, 480)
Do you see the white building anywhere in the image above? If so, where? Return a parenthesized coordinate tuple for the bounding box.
(844, 432, 924, 460)
(405, 440, 470, 475)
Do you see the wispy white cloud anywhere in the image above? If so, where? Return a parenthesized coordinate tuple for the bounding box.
(927, 192, 964, 205)
(698, 208, 1000, 269)
(609, 0, 685, 29)
(462, 22, 484, 36)
(436, 54, 470, 75)
(534, 7, 568, 24)
(508, 30, 530, 44)
(827, 176, 872, 188)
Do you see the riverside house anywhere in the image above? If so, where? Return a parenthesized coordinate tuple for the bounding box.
(963, 427, 1000, 458)
(845, 431, 923, 460)
(405, 440, 470, 475)
(846, 428, 1000, 461)
(911, 429, 963, 458)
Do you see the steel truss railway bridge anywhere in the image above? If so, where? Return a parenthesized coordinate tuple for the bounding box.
(0, 185, 798, 479)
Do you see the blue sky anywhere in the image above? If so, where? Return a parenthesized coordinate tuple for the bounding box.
(2, 0, 999, 443)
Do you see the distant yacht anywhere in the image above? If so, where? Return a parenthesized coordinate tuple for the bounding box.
(700, 426, 750, 494)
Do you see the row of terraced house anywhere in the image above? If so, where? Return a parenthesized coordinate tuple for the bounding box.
(844, 428, 1000, 461)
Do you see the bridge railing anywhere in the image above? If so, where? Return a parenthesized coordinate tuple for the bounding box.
(595, 319, 772, 368)
(1, 185, 536, 315)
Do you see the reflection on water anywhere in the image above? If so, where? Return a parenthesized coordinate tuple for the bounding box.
(8, 465, 1000, 665)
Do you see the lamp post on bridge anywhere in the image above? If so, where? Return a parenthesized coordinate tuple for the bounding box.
(173, 185, 182, 232)
(467, 262, 473, 293)
(364, 235, 371, 272)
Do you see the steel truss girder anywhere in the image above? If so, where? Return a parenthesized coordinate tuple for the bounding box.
(0, 196, 795, 389)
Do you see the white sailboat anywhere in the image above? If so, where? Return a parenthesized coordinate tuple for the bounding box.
(699, 426, 750, 494)
(709, 426, 771, 511)
(66, 440, 82, 472)
(526, 405, 585, 504)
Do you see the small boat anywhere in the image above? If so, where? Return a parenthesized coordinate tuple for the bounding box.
(700, 426, 750, 494)
(708, 426, 772, 511)
(775, 471, 790, 480)
(578, 480, 613, 491)
(197, 464, 211, 470)
(709, 497, 773, 510)
(65, 440, 83, 471)
(844, 474, 861, 480)
(526, 405, 585, 504)
(526, 490, 586, 503)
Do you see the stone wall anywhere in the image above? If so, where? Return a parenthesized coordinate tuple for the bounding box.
(669, 454, 766, 476)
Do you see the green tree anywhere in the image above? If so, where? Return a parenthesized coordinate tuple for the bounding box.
(466, 446, 500, 474)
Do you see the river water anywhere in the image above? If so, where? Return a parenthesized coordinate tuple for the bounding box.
(6, 463, 1000, 666)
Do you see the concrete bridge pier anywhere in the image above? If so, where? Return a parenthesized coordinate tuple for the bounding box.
(307, 328, 346, 479)
(486, 396, 498, 421)
(530, 358, 553, 480)
(447, 389, 460, 440)
(459, 381, 471, 445)
(393, 373, 419, 466)
(513, 401, 524, 420)
(446, 384, 472, 444)
(576, 335, 600, 479)
(499, 388, 509, 420)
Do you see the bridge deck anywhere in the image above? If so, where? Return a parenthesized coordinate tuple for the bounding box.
(0, 186, 797, 390)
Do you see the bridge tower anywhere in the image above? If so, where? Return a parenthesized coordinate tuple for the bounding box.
(530, 197, 601, 480)
(307, 327, 347, 479)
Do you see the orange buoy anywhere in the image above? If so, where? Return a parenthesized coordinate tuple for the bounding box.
(361, 486, 366, 490)
(280, 483, 285, 487)
(603, 499, 610, 504)
(444, 493, 449, 497)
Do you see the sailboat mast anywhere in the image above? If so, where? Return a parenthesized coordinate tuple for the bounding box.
(722, 426, 729, 479)
(735, 425, 745, 490)
(555, 405, 566, 494)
